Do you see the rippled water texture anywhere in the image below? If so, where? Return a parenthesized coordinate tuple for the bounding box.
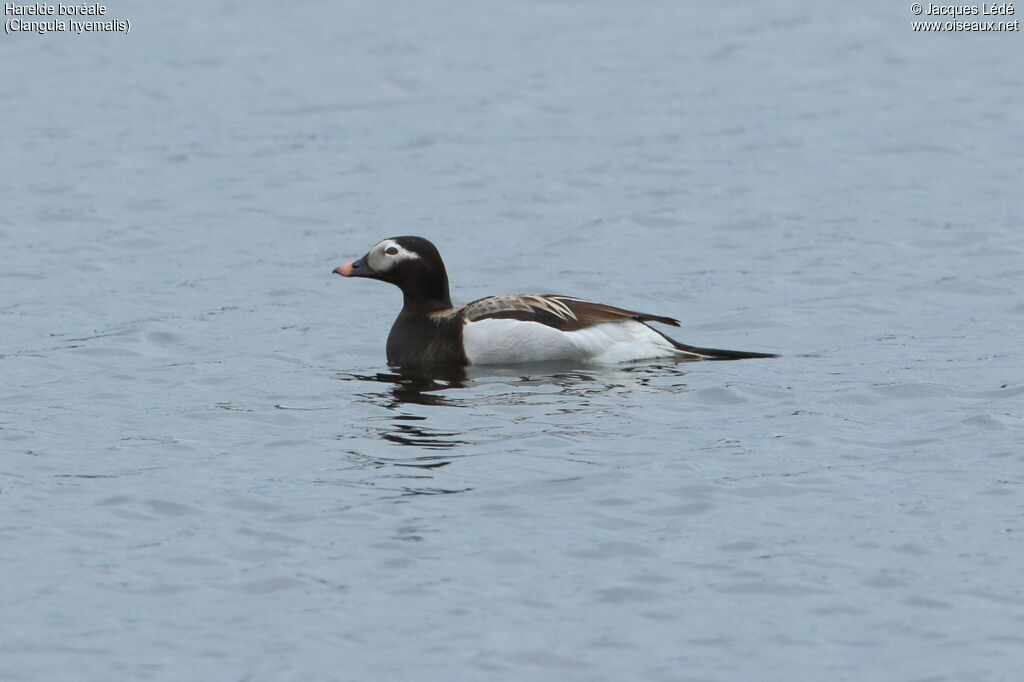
(3, 2, 1023, 680)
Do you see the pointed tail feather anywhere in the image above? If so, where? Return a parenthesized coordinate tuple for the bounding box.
(669, 339, 778, 361)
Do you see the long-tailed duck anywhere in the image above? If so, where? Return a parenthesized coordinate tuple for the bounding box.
(333, 236, 776, 366)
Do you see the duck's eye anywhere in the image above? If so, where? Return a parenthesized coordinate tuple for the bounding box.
(384, 246, 399, 256)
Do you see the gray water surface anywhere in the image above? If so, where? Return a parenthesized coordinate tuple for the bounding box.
(3, 2, 1024, 681)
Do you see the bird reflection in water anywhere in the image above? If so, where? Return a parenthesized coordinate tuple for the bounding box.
(341, 363, 468, 408)
(335, 361, 696, 495)
(338, 361, 694, 443)
(332, 365, 475, 496)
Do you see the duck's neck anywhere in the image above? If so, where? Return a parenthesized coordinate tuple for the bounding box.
(400, 271, 453, 313)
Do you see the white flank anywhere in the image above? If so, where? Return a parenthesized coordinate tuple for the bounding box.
(462, 319, 682, 365)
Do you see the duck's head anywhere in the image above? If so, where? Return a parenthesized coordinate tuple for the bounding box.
(334, 236, 451, 308)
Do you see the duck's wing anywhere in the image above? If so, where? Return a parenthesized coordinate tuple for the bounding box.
(459, 294, 681, 331)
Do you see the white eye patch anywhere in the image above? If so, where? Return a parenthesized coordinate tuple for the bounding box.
(366, 239, 418, 272)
